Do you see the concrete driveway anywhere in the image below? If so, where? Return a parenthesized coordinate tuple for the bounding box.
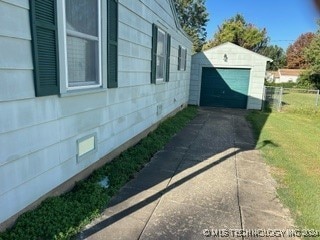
(78, 108, 297, 240)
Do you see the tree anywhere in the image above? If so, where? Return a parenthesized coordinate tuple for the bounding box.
(259, 45, 286, 70)
(286, 32, 315, 69)
(299, 30, 320, 88)
(203, 14, 268, 52)
(173, 0, 209, 52)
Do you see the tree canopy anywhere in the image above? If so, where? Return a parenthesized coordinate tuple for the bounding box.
(298, 28, 320, 88)
(259, 45, 286, 71)
(203, 14, 268, 52)
(286, 32, 315, 69)
(173, 0, 209, 52)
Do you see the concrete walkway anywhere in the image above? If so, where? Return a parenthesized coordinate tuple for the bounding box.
(78, 108, 296, 240)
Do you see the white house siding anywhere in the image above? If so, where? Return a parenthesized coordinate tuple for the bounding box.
(189, 42, 271, 110)
(0, 0, 192, 224)
(275, 75, 299, 83)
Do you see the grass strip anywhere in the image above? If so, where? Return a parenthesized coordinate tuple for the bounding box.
(0, 106, 198, 240)
(247, 110, 320, 238)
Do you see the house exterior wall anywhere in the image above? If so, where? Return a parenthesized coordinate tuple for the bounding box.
(189, 43, 270, 110)
(275, 75, 299, 83)
(0, 0, 192, 225)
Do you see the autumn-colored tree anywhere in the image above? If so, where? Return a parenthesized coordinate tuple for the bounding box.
(286, 32, 315, 69)
(203, 14, 268, 52)
(298, 25, 320, 89)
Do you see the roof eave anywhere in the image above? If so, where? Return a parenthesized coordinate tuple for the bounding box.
(195, 42, 273, 62)
(168, 0, 193, 42)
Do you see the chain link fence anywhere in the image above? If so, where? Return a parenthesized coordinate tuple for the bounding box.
(263, 86, 320, 113)
(262, 86, 283, 112)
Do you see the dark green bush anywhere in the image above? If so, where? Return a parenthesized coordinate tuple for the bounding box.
(264, 81, 299, 89)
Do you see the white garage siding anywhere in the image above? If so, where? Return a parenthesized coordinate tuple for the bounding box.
(189, 42, 272, 110)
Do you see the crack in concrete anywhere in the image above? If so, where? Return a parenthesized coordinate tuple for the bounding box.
(233, 114, 245, 240)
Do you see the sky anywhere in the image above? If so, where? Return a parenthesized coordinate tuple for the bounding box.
(205, 0, 320, 50)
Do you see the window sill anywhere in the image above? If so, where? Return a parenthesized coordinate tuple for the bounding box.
(156, 80, 166, 85)
(60, 87, 106, 98)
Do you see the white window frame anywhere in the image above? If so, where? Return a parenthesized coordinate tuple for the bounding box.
(156, 28, 167, 83)
(59, 0, 102, 91)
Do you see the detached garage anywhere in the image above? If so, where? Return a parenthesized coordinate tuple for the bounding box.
(189, 42, 272, 110)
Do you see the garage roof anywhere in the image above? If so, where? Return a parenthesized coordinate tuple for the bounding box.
(195, 42, 273, 62)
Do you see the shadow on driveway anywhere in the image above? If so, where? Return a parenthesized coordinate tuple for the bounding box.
(77, 107, 294, 240)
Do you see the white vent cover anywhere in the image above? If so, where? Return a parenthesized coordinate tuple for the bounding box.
(77, 134, 97, 162)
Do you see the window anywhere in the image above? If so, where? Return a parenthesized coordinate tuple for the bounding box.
(178, 46, 187, 71)
(151, 24, 171, 83)
(156, 29, 166, 81)
(65, 0, 101, 89)
(30, 0, 118, 97)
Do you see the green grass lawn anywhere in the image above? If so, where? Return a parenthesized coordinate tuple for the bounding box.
(281, 91, 319, 114)
(247, 110, 320, 237)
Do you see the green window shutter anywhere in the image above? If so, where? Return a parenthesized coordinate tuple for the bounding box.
(151, 24, 158, 84)
(30, 0, 59, 97)
(178, 45, 181, 70)
(165, 34, 171, 82)
(107, 0, 118, 88)
(184, 49, 187, 71)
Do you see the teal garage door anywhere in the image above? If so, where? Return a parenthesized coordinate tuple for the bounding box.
(200, 67, 250, 109)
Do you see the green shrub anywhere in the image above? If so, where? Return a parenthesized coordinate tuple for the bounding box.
(265, 81, 299, 89)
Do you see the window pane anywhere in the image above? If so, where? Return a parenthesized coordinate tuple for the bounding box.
(181, 48, 186, 70)
(157, 30, 165, 56)
(156, 29, 166, 80)
(67, 36, 99, 86)
(178, 46, 184, 71)
(184, 51, 187, 69)
(180, 57, 185, 70)
(156, 56, 164, 79)
(66, 0, 98, 36)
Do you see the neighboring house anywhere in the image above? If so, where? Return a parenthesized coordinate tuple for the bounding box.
(189, 42, 272, 110)
(266, 69, 304, 83)
(265, 70, 280, 83)
(0, 0, 192, 227)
